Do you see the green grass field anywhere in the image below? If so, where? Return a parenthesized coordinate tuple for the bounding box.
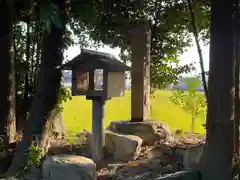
(63, 90, 206, 136)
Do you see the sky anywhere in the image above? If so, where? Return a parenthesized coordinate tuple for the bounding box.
(64, 39, 210, 75)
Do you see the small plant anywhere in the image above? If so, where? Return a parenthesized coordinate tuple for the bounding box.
(28, 144, 44, 166)
(170, 78, 206, 138)
(11, 143, 45, 178)
(232, 156, 240, 179)
(169, 88, 185, 106)
(55, 82, 72, 113)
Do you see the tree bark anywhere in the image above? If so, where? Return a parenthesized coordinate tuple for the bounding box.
(5, 0, 67, 176)
(234, 0, 240, 157)
(200, 1, 235, 180)
(0, 0, 16, 146)
(187, 0, 208, 102)
(191, 117, 195, 134)
(7, 40, 16, 144)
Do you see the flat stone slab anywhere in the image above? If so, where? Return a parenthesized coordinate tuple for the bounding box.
(42, 155, 96, 180)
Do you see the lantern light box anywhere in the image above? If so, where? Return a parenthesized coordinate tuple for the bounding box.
(63, 49, 130, 100)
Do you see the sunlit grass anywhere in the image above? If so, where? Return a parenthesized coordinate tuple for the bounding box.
(63, 90, 206, 136)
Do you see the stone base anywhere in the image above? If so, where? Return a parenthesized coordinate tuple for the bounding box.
(108, 120, 171, 145)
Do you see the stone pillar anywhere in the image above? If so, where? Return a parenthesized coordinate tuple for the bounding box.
(130, 21, 151, 122)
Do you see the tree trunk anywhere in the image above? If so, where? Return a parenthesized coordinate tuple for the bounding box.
(7, 42, 16, 144)
(0, 0, 16, 145)
(187, 0, 208, 101)
(5, 0, 67, 176)
(13, 18, 22, 134)
(192, 116, 195, 142)
(21, 20, 31, 131)
(34, 15, 42, 88)
(234, 0, 240, 158)
(200, 1, 235, 180)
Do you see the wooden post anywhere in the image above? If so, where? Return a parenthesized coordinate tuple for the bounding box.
(91, 96, 105, 163)
(130, 21, 151, 122)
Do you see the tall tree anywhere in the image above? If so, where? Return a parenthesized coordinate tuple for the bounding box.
(187, 0, 208, 101)
(234, 0, 240, 157)
(200, 0, 235, 180)
(0, 0, 16, 146)
(6, 0, 67, 175)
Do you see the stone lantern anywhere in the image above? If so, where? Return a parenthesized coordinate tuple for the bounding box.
(62, 49, 130, 162)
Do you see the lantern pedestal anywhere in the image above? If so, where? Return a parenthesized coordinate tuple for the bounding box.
(91, 96, 105, 163)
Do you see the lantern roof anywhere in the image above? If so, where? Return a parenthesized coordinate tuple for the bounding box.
(62, 49, 130, 72)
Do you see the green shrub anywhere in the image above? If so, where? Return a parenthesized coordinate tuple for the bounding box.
(170, 78, 206, 134)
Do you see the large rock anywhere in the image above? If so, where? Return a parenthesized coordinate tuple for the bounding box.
(147, 143, 204, 170)
(105, 130, 143, 161)
(174, 144, 204, 170)
(147, 144, 176, 166)
(42, 155, 96, 180)
(75, 130, 142, 161)
(108, 120, 170, 145)
(148, 144, 172, 159)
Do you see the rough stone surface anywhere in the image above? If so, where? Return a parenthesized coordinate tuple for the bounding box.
(147, 144, 173, 163)
(147, 143, 204, 170)
(108, 120, 170, 145)
(69, 130, 143, 161)
(147, 144, 183, 172)
(42, 155, 96, 180)
(96, 159, 179, 180)
(76, 130, 92, 147)
(174, 144, 204, 170)
(105, 130, 143, 161)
